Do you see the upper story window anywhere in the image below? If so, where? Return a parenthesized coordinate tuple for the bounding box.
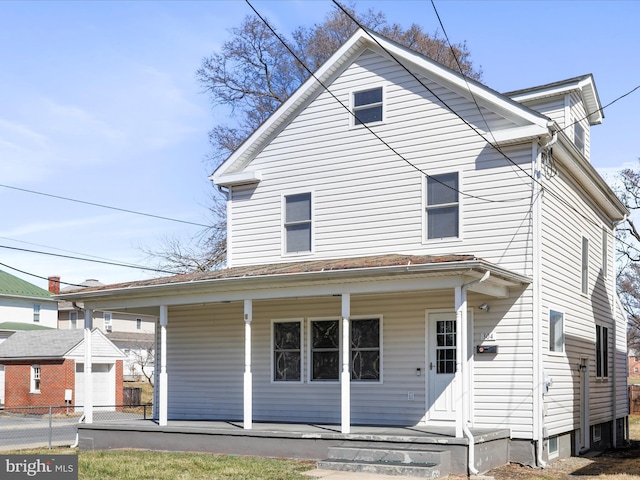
(103, 312, 112, 332)
(602, 227, 608, 278)
(581, 236, 589, 295)
(70, 311, 78, 329)
(136, 318, 142, 330)
(353, 87, 383, 125)
(596, 324, 609, 378)
(549, 310, 564, 353)
(33, 304, 40, 323)
(574, 122, 585, 154)
(284, 193, 312, 254)
(426, 173, 459, 240)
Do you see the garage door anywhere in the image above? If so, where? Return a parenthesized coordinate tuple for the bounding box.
(75, 363, 115, 412)
(0, 365, 4, 405)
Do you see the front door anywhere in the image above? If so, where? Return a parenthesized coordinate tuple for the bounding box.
(427, 312, 457, 421)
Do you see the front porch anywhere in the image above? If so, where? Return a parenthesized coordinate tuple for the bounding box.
(77, 419, 511, 475)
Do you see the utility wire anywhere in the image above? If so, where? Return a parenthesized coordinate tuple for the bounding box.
(0, 262, 87, 288)
(244, 0, 529, 205)
(0, 244, 179, 275)
(0, 183, 216, 229)
(332, 0, 634, 245)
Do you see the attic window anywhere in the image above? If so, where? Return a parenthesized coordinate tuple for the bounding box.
(353, 87, 383, 125)
(574, 122, 585, 153)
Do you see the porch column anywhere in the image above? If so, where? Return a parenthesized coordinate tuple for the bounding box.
(244, 299, 253, 429)
(159, 305, 168, 427)
(341, 293, 351, 434)
(83, 309, 93, 424)
(454, 286, 466, 439)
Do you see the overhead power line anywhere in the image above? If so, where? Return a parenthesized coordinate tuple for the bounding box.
(0, 244, 179, 275)
(0, 183, 215, 229)
(244, 0, 530, 205)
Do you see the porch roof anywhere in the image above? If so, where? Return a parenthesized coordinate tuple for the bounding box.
(55, 254, 531, 311)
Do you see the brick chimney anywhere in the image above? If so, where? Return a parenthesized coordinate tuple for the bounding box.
(48, 276, 61, 294)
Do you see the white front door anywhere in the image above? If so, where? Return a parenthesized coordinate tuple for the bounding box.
(427, 312, 457, 421)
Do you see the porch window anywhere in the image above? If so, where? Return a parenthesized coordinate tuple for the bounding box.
(31, 365, 41, 393)
(284, 193, 312, 254)
(353, 87, 383, 125)
(351, 318, 381, 381)
(426, 173, 459, 240)
(549, 310, 564, 353)
(310, 320, 339, 381)
(273, 321, 302, 381)
(596, 325, 609, 378)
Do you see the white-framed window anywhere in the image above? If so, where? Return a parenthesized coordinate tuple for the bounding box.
(33, 304, 40, 323)
(574, 122, 585, 153)
(351, 317, 381, 381)
(596, 324, 609, 378)
(283, 192, 312, 254)
(31, 365, 41, 393)
(425, 172, 459, 240)
(634, 367, 638, 373)
(549, 310, 564, 353)
(272, 320, 303, 382)
(309, 319, 340, 382)
(136, 318, 142, 330)
(547, 436, 559, 459)
(581, 236, 589, 295)
(602, 227, 608, 278)
(69, 311, 78, 329)
(103, 312, 112, 332)
(352, 86, 383, 126)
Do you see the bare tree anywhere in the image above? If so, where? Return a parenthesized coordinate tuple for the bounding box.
(614, 162, 640, 350)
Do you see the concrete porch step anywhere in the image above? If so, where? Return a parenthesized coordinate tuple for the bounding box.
(316, 459, 445, 478)
(318, 444, 451, 478)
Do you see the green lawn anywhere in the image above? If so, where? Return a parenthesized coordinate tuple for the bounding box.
(8, 449, 315, 480)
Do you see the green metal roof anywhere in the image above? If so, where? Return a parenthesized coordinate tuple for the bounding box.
(0, 270, 52, 299)
(0, 322, 54, 331)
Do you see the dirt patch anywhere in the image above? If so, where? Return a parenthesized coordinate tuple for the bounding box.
(487, 440, 640, 480)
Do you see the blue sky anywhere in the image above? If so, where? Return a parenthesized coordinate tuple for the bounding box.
(1, 0, 639, 290)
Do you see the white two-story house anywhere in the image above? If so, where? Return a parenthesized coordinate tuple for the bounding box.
(59, 28, 629, 473)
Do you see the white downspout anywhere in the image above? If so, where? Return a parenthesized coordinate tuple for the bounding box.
(533, 134, 553, 468)
(459, 270, 490, 476)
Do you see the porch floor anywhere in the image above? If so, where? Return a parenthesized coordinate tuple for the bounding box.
(80, 417, 508, 444)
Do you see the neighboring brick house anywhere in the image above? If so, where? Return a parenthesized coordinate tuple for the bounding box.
(52, 278, 155, 381)
(0, 329, 125, 410)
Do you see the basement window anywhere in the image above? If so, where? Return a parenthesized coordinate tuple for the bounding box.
(547, 436, 558, 459)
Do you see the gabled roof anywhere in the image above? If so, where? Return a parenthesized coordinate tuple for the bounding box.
(212, 28, 552, 187)
(0, 328, 125, 360)
(0, 321, 54, 332)
(505, 74, 603, 125)
(0, 270, 53, 300)
(0, 329, 85, 359)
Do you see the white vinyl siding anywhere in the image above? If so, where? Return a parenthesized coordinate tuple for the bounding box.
(165, 292, 533, 435)
(229, 50, 535, 276)
(541, 157, 619, 436)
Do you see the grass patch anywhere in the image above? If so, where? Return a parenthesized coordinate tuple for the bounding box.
(3, 448, 314, 480)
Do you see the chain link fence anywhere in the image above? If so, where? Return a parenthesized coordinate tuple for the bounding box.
(0, 404, 152, 451)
